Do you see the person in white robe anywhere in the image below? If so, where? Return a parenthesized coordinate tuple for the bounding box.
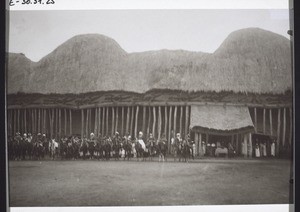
(255, 143, 261, 157)
(271, 140, 276, 157)
(137, 131, 146, 151)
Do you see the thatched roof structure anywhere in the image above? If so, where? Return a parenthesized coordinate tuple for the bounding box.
(190, 105, 254, 135)
(7, 28, 292, 95)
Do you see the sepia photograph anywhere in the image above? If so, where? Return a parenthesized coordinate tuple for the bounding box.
(6, 6, 293, 209)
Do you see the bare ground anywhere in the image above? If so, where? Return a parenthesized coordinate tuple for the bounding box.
(8, 158, 292, 206)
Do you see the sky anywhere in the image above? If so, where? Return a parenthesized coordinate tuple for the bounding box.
(8, 9, 290, 62)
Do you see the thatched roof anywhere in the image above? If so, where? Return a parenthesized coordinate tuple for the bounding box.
(190, 105, 254, 135)
(7, 28, 292, 95)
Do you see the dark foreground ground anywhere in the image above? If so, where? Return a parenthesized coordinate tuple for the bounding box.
(9, 158, 292, 206)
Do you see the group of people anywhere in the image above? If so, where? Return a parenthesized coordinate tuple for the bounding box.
(254, 139, 276, 158)
(8, 131, 195, 162)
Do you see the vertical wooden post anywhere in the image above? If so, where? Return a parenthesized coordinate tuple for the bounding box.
(106, 107, 109, 136)
(115, 107, 119, 133)
(249, 133, 253, 158)
(185, 105, 190, 136)
(195, 133, 199, 155)
(102, 107, 105, 136)
(121, 107, 124, 136)
(17, 109, 20, 133)
(254, 107, 257, 133)
(179, 106, 183, 136)
(289, 107, 293, 147)
(59, 109, 61, 138)
(206, 133, 209, 144)
(64, 109, 67, 136)
(126, 107, 130, 135)
(263, 108, 266, 134)
(111, 107, 115, 136)
(152, 107, 156, 138)
(135, 106, 139, 137)
(44, 109, 47, 135)
(269, 109, 273, 136)
(147, 106, 151, 137)
(277, 108, 281, 155)
(199, 133, 202, 156)
(24, 109, 27, 133)
(38, 109, 41, 134)
(173, 106, 178, 135)
(94, 107, 98, 136)
(243, 134, 247, 158)
(13, 110, 17, 135)
(235, 134, 239, 154)
(164, 106, 168, 139)
(30, 109, 34, 134)
(142, 106, 146, 134)
(98, 108, 101, 136)
(81, 109, 84, 138)
(168, 106, 172, 152)
(158, 106, 162, 140)
(86, 109, 89, 137)
(69, 109, 72, 136)
(282, 108, 286, 147)
(231, 135, 234, 145)
(89, 109, 92, 134)
(130, 106, 134, 137)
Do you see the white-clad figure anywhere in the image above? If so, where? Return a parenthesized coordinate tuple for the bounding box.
(271, 140, 276, 157)
(262, 142, 267, 157)
(137, 131, 146, 151)
(255, 143, 261, 157)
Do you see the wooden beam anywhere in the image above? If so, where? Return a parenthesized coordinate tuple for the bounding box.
(69, 109, 72, 136)
(164, 106, 168, 140)
(168, 106, 172, 152)
(130, 106, 134, 137)
(89, 108, 92, 134)
(121, 107, 124, 136)
(243, 134, 247, 158)
(235, 134, 239, 154)
(277, 108, 281, 155)
(179, 106, 183, 136)
(289, 107, 293, 147)
(134, 106, 139, 137)
(142, 106, 146, 134)
(173, 106, 178, 135)
(195, 133, 199, 155)
(263, 108, 266, 134)
(254, 107, 257, 133)
(147, 106, 151, 137)
(31, 109, 34, 134)
(158, 106, 162, 140)
(115, 107, 119, 133)
(48, 109, 52, 138)
(269, 109, 273, 136)
(152, 107, 156, 138)
(282, 108, 286, 147)
(126, 107, 130, 135)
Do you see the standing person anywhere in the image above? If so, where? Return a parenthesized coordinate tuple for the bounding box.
(255, 143, 261, 158)
(202, 141, 206, 157)
(262, 141, 267, 157)
(271, 139, 276, 157)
